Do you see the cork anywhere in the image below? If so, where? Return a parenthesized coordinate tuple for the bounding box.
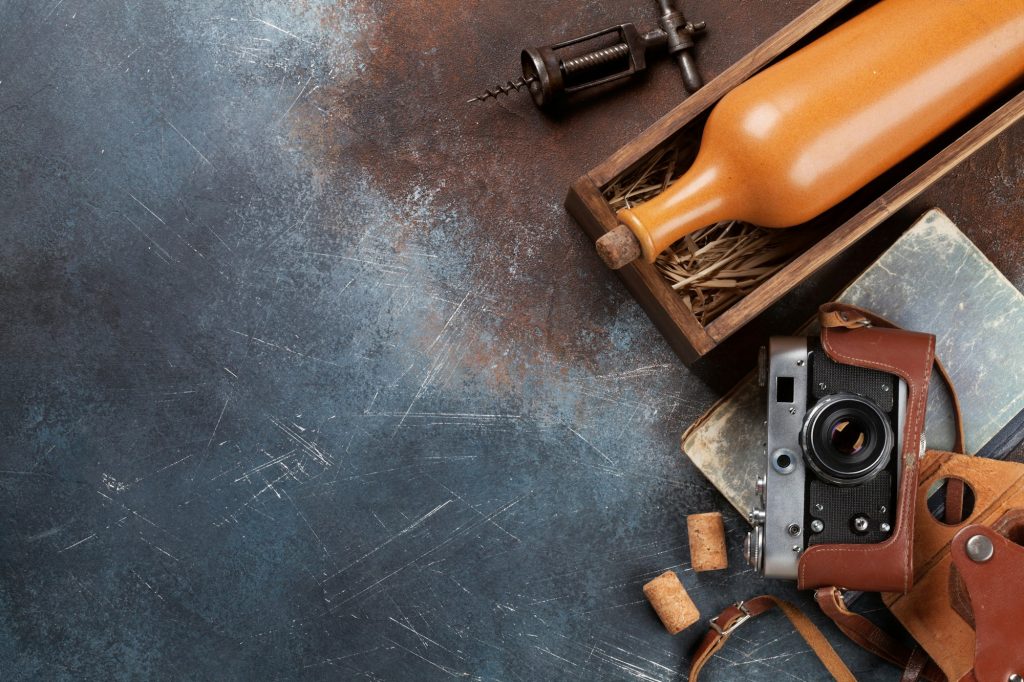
(595, 224, 642, 269)
(642, 570, 700, 635)
(687, 512, 728, 572)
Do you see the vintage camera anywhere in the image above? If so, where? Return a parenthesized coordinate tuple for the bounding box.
(745, 335, 907, 580)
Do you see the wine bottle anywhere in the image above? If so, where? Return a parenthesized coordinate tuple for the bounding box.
(596, 0, 1024, 269)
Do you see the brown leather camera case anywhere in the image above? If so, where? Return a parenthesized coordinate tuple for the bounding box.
(796, 303, 935, 593)
(883, 452, 1024, 682)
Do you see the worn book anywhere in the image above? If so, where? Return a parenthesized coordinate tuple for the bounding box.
(683, 209, 1024, 519)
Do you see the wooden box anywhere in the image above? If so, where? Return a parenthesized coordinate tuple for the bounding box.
(565, 0, 1024, 364)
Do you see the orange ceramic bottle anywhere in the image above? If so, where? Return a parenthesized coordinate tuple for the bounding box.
(597, 0, 1024, 269)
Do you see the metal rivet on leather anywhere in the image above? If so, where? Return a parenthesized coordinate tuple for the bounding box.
(965, 534, 994, 563)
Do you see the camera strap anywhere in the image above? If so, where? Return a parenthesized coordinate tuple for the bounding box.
(688, 595, 857, 682)
(688, 590, 947, 682)
(813, 587, 946, 682)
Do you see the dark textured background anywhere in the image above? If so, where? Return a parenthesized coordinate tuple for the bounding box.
(1, 1, 1020, 680)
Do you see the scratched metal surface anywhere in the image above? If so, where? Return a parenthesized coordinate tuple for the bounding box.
(0, 1, 1020, 680)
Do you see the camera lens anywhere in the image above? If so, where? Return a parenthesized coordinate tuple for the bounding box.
(829, 418, 867, 456)
(801, 394, 893, 485)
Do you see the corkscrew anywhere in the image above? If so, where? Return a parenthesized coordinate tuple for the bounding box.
(468, 0, 706, 110)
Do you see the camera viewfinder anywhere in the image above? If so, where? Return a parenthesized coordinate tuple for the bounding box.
(776, 376, 794, 403)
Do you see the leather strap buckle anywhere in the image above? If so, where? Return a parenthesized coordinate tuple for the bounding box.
(709, 600, 752, 636)
(690, 595, 857, 682)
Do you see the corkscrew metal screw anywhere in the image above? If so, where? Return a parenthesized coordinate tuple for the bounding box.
(471, 76, 538, 103)
(468, 0, 705, 110)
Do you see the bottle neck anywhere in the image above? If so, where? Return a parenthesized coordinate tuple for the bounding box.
(617, 153, 742, 262)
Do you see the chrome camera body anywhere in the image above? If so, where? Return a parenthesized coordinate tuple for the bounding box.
(745, 336, 907, 580)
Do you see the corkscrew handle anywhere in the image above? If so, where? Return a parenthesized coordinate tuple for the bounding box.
(656, 0, 706, 91)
